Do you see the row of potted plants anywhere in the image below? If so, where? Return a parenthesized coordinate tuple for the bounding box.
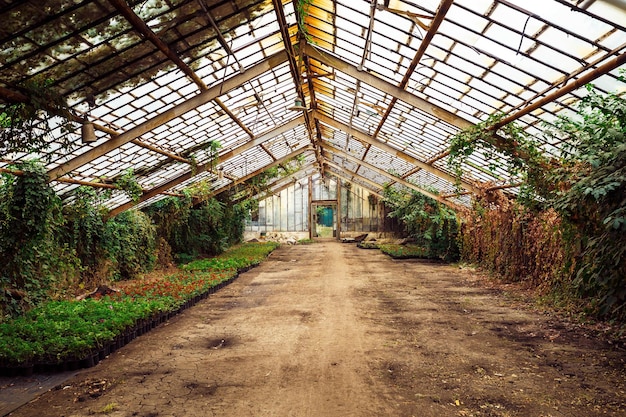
(0, 242, 279, 376)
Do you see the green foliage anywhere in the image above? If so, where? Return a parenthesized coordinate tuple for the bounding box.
(0, 161, 65, 316)
(452, 80, 626, 321)
(295, 0, 313, 42)
(61, 189, 157, 282)
(537, 84, 626, 319)
(0, 242, 278, 368)
(181, 242, 280, 272)
(447, 112, 546, 195)
(382, 185, 459, 261)
(378, 244, 429, 259)
(142, 195, 191, 242)
(183, 140, 221, 175)
(144, 193, 247, 260)
(103, 210, 157, 281)
(113, 169, 143, 202)
(0, 78, 76, 158)
(61, 186, 108, 272)
(237, 156, 305, 200)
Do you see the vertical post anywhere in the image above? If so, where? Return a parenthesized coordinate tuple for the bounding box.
(336, 178, 342, 240)
(308, 176, 313, 240)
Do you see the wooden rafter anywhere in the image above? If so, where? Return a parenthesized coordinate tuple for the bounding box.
(302, 44, 472, 130)
(493, 50, 626, 129)
(0, 167, 184, 198)
(238, 164, 318, 203)
(320, 142, 462, 211)
(47, 50, 289, 180)
(272, 0, 323, 171)
(314, 111, 479, 194)
(109, 0, 253, 139)
(323, 162, 385, 199)
(107, 115, 306, 216)
(372, 0, 454, 139)
(205, 147, 313, 200)
(0, 86, 191, 165)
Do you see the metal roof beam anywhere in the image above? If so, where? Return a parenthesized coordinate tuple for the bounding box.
(109, 0, 205, 90)
(107, 115, 305, 216)
(323, 162, 384, 199)
(304, 43, 543, 168)
(372, 0, 454, 138)
(0, 86, 191, 165)
(206, 147, 313, 199)
(273, 0, 324, 171)
(303, 43, 471, 130)
(239, 164, 317, 203)
(320, 142, 462, 211)
(110, 0, 253, 138)
(493, 50, 626, 129)
(314, 111, 479, 194)
(48, 50, 289, 180)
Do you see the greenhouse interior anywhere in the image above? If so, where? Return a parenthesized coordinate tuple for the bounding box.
(0, 0, 625, 414)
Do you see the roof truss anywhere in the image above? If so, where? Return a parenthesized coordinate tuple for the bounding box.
(0, 0, 624, 214)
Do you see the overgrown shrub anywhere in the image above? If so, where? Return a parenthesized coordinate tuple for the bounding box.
(540, 85, 626, 319)
(460, 203, 574, 289)
(382, 185, 460, 261)
(145, 195, 246, 260)
(450, 81, 626, 321)
(60, 186, 108, 274)
(61, 188, 157, 282)
(0, 161, 75, 317)
(0, 172, 160, 318)
(103, 210, 157, 281)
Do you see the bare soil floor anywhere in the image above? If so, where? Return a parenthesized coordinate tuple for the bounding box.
(5, 241, 626, 417)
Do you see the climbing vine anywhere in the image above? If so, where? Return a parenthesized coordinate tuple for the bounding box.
(0, 161, 67, 317)
(294, 0, 313, 42)
(449, 79, 626, 321)
(382, 184, 459, 261)
(447, 112, 546, 197)
(234, 154, 306, 201)
(0, 78, 76, 158)
(538, 83, 626, 318)
(113, 169, 143, 202)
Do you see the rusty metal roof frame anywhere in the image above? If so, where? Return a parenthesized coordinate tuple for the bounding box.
(0, 0, 624, 213)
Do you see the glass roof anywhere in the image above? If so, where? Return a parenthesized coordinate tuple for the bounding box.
(1, 0, 625, 211)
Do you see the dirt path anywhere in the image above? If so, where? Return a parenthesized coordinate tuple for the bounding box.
(5, 241, 626, 416)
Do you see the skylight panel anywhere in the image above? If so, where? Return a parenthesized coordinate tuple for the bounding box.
(375, 7, 413, 36)
(373, 19, 411, 49)
(468, 78, 506, 102)
(529, 45, 582, 74)
(444, 53, 485, 78)
(337, 1, 370, 15)
(514, 55, 564, 84)
(388, 0, 441, 13)
(491, 62, 535, 90)
(335, 15, 365, 38)
(432, 61, 470, 85)
(545, 26, 597, 55)
(447, 4, 489, 33)
(438, 20, 480, 47)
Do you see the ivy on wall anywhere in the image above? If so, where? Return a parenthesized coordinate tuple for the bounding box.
(0, 161, 67, 316)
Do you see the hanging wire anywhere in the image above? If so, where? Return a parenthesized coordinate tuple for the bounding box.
(516, 14, 531, 55)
